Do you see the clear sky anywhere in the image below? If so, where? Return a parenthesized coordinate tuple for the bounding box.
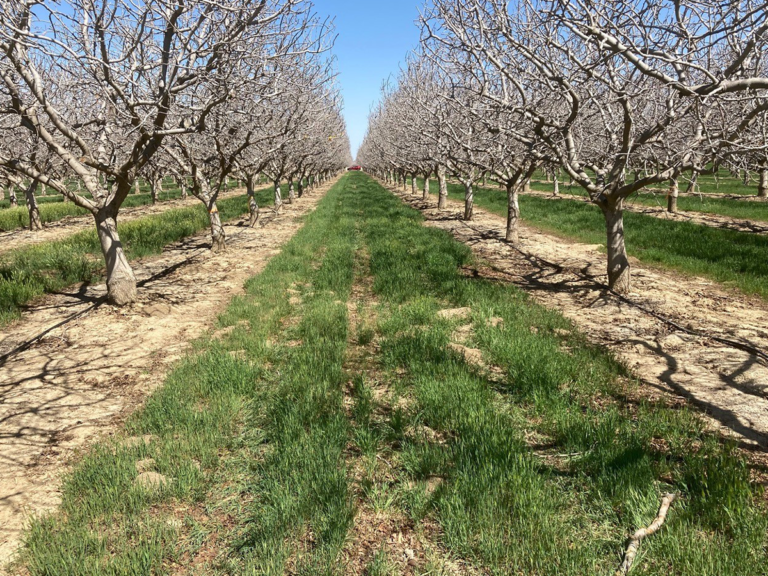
(313, 0, 423, 159)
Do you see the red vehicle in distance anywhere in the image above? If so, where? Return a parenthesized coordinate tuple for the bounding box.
(348, 165, 362, 171)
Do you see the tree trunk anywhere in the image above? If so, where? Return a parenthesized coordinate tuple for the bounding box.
(553, 175, 560, 196)
(411, 174, 417, 195)
(274, 181, 283, 214)
(667, 178, 679, 213)
(25, 180, 42, 231)
(758, 169, 768, 199)
(208, 202, 226, 252)
(298, 178, 305, 198)
(9, 186, 18, 208)
(288, 180, 295, 203)
(180, 179, 188, 199)
(685, 171, 699, 194)
(150, 178, 159, 204)
(438, 166, 448, 210)
(463, 181, 474, 220)
(506, 181, 520, 244)
(600, 201, 631, 293)
(95, 208, 138, 306)
(0, 185, 4, 201)
(423, 174, 430, 200)
(133, 179, 140, 194)
(402, 173, 407, 191)
(247, 176, 259, 227)
(482, 173, 487, 187)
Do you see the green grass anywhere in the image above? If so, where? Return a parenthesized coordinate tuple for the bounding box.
(414, 177, 768, 300)
(16, 176, 357, 575)
(528, 180, 768, 223)
(0, 202, 89, 231)
(0, 179, 242, 232)
(13, 173, 766, 576)
(527, 168, 762, 197)
(0, 186, 268, 325)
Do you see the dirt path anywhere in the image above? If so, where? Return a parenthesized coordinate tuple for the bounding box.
(0, 187, 246, 256)
(391, 185, 768, 451)
(0, 183, 332, 568)
(523, 187, 768, 235)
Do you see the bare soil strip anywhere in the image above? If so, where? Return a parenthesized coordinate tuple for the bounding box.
(391, 186, 768, 451)
(0, 185, 331, 567)
(0, 187, 246, 256)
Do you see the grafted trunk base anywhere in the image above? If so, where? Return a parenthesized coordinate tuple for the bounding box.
(209, 207, 226, 252)
(463, 182, 474, 221)
(667, 179, 679, 213)
(602, 203, 631, 294)
(758, 169, 768, 199)
(95, 210, 137, 306)
(437, 167, 448, 210)
(506, 182, 520, 245)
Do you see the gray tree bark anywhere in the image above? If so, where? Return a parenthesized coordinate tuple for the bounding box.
(685, 171, 699, 194)
(758, 169, 768, 198)
(274, 180, 283, 213)
(288, 179, 295, 203)
(25, 179, 42, 231)
(209, 204, 225, 252)
(506, 181, 521, 244)
(463, 181, 474, 220)
(95, 207, 138, 305)
(247, 175, 259, 227)
(667, 178, 679, 213)
(150, 178, 160, 204)
(600, 200, 631, 293)
(437, 165, 448, 210)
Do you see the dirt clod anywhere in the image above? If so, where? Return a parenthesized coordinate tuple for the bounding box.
(136, 458, 156, 473)
(134, 471, 169, 490)
(437, 307, 472, 320)
(448, 343, 485, 368)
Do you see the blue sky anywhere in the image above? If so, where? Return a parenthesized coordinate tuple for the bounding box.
(314, 0, 423, 158)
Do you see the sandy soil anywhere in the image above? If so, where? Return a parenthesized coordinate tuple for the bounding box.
(0, 183, 332, 569)
(392, 186, 768, 452)
(523, 187, 768, 235)
(0, 187, 246, 256)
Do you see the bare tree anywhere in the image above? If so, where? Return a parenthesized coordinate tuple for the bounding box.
(0, 0, 299, 304)
(417, 0, 768, 292)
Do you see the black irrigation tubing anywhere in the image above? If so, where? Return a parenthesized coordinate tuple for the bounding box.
(0, 189, 304, 370)
(454, 217, 768, 365)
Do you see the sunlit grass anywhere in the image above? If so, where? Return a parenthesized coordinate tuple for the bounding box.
(0, 187, 268, 325)
(415, 177, 768, 300)
(14, 173, 766, 576)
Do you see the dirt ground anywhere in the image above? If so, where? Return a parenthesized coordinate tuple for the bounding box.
(0, 184, 331, 568)
(392, 186, 768, 452)
(0, 186, 246, 256)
